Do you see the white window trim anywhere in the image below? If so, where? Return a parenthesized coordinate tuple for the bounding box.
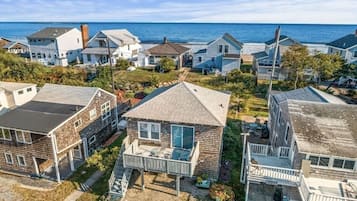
(17, 90, 24, 95)
(284, 123, 290, 145)
(138, 121, 161, 141)
(4, 153, 13, 164)
(170, 124, 195, 149)
(101, 101, 111, 120)
(89, 135, 96, 145)
(89, 109, 97, 121)
(16, 155, 26, 166)
(74, 119, 82, 129)
(15, 130, 32, 144)
(0, 128, 12, 141)
(306, 154, 357, 172)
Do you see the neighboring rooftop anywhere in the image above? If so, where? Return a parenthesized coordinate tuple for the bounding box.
(123, 81, 231, 126)
(327, 33, 357, 49)
(147, 38, 190, 56)
(0, 81, 35, 92)
(33, 84, 99, 106)
(3, 41, 28, 49)
(272, 86, 346, 105)
(222, 33, 244, 47)
(0, 101, 83, 133)
(287, 100, 357, 158)
(252, 51, 268, 59)
(100, 29, 140, 46)
(27, 27, 75, 39)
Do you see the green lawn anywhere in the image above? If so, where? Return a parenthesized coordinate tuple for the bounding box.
(114, 68, 180, 84)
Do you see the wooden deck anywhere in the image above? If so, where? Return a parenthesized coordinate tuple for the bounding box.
(123, 140, 200, 177)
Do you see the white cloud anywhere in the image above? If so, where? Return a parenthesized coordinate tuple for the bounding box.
(0, 0, 356, 24)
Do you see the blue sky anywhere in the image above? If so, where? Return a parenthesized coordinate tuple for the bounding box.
(0, 0, 356, 24)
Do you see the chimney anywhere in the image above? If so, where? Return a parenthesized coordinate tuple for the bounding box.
(80, 24, 89, 49)
(163, 37, 168, 44)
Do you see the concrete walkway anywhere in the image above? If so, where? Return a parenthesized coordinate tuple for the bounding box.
(64, 170, 103, 201)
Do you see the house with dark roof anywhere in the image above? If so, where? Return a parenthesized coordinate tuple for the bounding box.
(193, 33, 243, 74)
(0, 84, 118, 182)
(242, 86, 357, 201)
(252, 35, 300, 80)
(0, 37, 29, 56)
(27, 27, 83, 66)
(82, 29, 141, 66)
(139, 37, 190, 69)
(108, 81, 230, 198)
(327, 30, 357, 64)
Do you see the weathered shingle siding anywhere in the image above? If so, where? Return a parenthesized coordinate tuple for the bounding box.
(55, 90, 117, 153)
(126, 118, 224, 179)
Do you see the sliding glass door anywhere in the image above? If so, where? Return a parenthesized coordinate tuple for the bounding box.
(171, 125, 194, 149)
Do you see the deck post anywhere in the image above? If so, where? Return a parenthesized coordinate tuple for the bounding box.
(32, 157, 39, 176)
(68, 149, 75, 171)
(245, 180, 250, 201)
(141, 169, 145, 190)
(176, 175, 180, 196)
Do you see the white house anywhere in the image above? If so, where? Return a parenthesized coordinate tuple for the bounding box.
(252, 35, 300, 80)
(327, 30, 357, 64)
(0, 82, 37, 115)
(193, 33, 243, 74)
(82, 29, 141, 66)
(27, 27, 83, 66)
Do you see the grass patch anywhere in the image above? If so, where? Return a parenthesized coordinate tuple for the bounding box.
(115, 68, 180, 84)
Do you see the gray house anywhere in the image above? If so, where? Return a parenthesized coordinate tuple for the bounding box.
(108, 81, 230, 199)
(242, 86, 357, 201)
(252, 35, 300, 80)
(327, 30, 357, 64)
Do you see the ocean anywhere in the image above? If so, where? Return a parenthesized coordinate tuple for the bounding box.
(0, 22, 356, 44)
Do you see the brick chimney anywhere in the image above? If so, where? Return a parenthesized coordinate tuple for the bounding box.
(80, 24, 89, 49)
(163, 37, 168, 44)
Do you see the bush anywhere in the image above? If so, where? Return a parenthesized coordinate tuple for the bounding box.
(159, 57, 176, 72)
(115, 58, 130, 70)
(209, 184, 235, 201)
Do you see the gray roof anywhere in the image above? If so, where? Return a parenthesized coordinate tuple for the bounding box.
(33, 84, 99, 106)
(123, 82, 231, 126)
(0, 81, 36, 92)
(252, 51, 268, 59)
(27, 27, 75, 39)
(272, 86, 346, 104)
(265, 35, 289, 45)
(100, 29, 140, 46)
(0, 101, 83, 133)
(288, 100, 357, 158)
(82, 47, 116, 55)
(327, 33, 357, 49)
(147, 41, 190, 56)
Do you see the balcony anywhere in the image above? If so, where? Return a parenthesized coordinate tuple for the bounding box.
(123, 139, 199, 177)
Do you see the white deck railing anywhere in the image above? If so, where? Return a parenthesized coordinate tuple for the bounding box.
(123, 140, 199, 177)
(249, 143, 290, 158)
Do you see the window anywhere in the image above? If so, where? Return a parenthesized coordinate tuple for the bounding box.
(77, 38, 80, 43)
(198, 57, 202, 62)
(37, 53, 41, 58)
(43, 53, 46, 58)
(31, 53, 35, 58)
(99, 40, 106, 47)
(74, 119, 82, 129)
(27, 87, 32, 92)
(219, 45, 223, 53)
(15, 131, 31, 144)
(18, 90, 24, 95)
(0, 128, 12, 141)
(333, 159, 355, 170)
(101, 101, 111, 120)
(89, 109, 97, 120)
(277, 110, 282, 125)
(138, 122, 160, 141)
(224, 45, 229, 53)
(171, 125, 194, 149)
(4, 153, 13, 164)
(87, 54, 92, 62)
(309, 155, 329, 167)
(111, 120, 117, 128)
(48, 54, 51, 58)
(211, 57, 215, 62)
(17, 155, 26, 166)
(354, 51, 357, 58)
(89, 135, 96, 145)
(284, 125, 290, 143)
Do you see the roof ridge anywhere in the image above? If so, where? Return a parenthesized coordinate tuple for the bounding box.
(181, 82, 225, 126)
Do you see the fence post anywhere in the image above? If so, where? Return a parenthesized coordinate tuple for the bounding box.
(277, 147, 281, 158)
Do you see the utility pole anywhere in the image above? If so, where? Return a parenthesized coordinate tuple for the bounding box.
(106, 37, 115, 93)
(267, 26, 281, 107)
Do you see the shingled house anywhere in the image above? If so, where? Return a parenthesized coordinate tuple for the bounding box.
(327, 30, 357, 64)
(108, 82, 230, 198)
(0, 84, 118, 182)
(242, 86, 357, 201)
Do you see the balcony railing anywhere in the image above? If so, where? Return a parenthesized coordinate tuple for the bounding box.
(123, 139, 199, 177)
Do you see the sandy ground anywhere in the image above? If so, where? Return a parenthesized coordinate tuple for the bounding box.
(124, 171, 210, 201)
(0, 175, 22, 201)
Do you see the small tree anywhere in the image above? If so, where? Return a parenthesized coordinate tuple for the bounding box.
(159, 57, 175, 72)
(312, 53, 343, 83)
(115, 58, 130, 70)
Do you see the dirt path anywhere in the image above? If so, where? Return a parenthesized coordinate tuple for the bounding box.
(178, 68, 189, 81)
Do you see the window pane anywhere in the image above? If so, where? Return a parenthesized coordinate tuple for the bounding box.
(344, 160, 355, 170)
(3, 129, 11, 139)
(309, 156, 319, 165)
(139, 123, 148, 138)
(16, 131, 24, 142)
(151, 124, 160, 140)
(172, 126, 182, 148)
(183, 127, 194, 149)
(319, 157, 329, 167)
(333, 159, 344, 168)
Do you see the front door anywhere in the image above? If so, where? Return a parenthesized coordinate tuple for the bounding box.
(171, 125, 194, 149)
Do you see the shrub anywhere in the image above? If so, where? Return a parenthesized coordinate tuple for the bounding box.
(115, 58, 130, 70)
(159, 57, 176, 72)
(209, 184, 235, 201)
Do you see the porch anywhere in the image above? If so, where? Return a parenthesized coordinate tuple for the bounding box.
(123, 139, 200, 177)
